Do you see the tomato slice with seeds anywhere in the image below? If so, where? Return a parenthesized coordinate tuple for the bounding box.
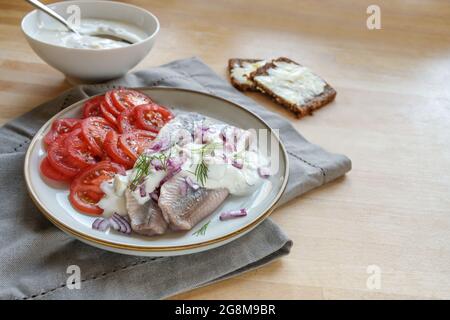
(104, 91, 122, 117)
(65, 128, 98, 169)
(40, 157, 71, 181)
(69, 161, 125, 215)
(44, 118, 80, 147)
(99, 101, 118, 127)
(47, 133, 80, 178)
(118, 130, 157, 160)
(111, 89, 153, 112)
(82, 95, 104, 118)
(117, 107, 139, 133)
(69, 186, 104, 215)
(134, 104, 173, 133)
(80, 117, 116, 157)
(104, 131, 135, 169)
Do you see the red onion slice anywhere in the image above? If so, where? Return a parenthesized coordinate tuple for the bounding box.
(92, 218, 104, 230)
(112, 213, 131, 234)
(92, 218, 110, 232)
(92, 214, 131, 235)
(219, 208, 248, 221)
(109, 216, 120, 231)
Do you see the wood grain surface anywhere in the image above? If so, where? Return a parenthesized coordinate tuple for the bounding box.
(1, 0, 449, 299)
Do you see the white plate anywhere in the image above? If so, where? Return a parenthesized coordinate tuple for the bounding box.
(24, 88, 289, 256)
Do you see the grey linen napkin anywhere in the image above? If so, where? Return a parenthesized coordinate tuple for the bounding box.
(0, 57, 351, 300)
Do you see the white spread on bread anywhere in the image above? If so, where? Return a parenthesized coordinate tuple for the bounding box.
(254, 61, 326, 105)
(231, 60, 267, 85)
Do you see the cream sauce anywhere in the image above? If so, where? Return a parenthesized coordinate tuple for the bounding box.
(34, 18, 147, 49)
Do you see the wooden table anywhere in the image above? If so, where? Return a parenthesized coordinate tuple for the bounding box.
(1, 0, 449, 300)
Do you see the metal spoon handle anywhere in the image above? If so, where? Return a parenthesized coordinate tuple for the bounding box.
(25, 0, 79, 34)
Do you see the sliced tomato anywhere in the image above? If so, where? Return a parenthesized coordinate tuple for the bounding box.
(134, 104, 173, 133)
(85, 190, 104, 203)
(104, 131, 135, 169)
(80, 117, 116, 157)
(104, 91, 122, 117)
(69, 161, 125, 215)
(118, 130, 157, 160)
(43, 118, 80, 146)
(111, 89, 153, 112)
(65, 128, 98, 169)
(74, 160, 125, 191)
(47, 133, 80, 178)
(40, 157, 71, 181)
(43, 130, 58, 148)
(117, 107, 138, 133)
(82, 95, 104, 118)
(69, 186, 104, 215)
(99, 101, 118, 127)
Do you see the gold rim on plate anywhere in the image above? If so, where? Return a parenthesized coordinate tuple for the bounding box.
(24, 87, 289, 252)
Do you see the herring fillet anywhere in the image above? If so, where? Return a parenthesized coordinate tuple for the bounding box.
(158, 174, 229, 231)
(125, 190, 168, 236)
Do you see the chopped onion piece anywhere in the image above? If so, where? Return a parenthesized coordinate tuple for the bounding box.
(232, 158, 243, 169)
(150, 138, 170, 152)
(219, 208, 248, 221)
(257, 167, 271, 179)
(194, 126, 210, 144)
(185, 176, 200, 190)
(139, 184, 146, 197)
(166, 157, 183, 173)
(150, 158, 164, 171)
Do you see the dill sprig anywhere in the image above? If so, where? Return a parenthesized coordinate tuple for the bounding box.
(195, 158, 209, 187)
(129, 153, 169, 191)
(192, 142, 220, 186)
(193, 220, 211, 236)
(129, 155, 151, 191)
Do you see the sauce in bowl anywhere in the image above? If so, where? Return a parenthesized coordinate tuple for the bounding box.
(34, 18, 148, 49)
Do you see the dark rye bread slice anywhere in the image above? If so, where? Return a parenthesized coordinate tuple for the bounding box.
(228, 58, 266, 91)
(250, 57, 337, 118)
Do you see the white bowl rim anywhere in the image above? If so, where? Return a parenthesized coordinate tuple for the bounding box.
(21, 0, 160, 52)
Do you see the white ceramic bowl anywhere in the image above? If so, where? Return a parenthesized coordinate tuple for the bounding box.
(21, 0, 159, 82)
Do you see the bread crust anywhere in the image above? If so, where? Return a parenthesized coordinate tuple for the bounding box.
(228, 58, 265, 91)
(250, 57, 337, 118)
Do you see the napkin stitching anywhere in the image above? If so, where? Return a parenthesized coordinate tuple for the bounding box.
(287, 150, 326, 181)
(22, 257, 164, 300)
(149, 75, 191, 87)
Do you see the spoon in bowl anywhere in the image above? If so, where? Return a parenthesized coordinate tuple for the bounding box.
(25, 0, 133, 44)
